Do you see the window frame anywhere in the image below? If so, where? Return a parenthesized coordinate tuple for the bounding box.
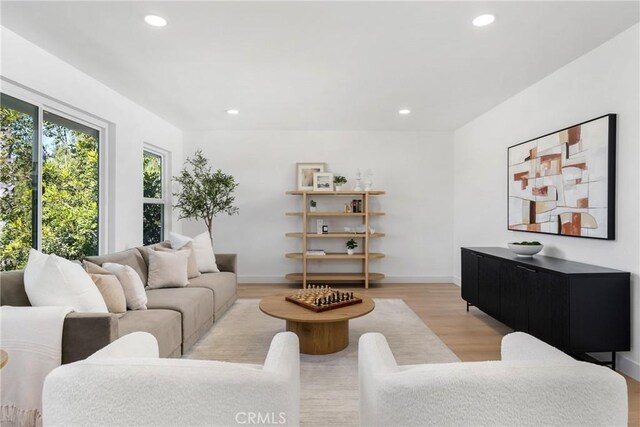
(143, 144, 171, 244)
(1, 79, 110, 254)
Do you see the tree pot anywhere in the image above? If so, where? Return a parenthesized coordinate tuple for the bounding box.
(347, 249, 355, 255)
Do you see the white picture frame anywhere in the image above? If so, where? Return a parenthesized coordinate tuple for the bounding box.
(296, 162, 326, 190)
(313, 172, 334, 192)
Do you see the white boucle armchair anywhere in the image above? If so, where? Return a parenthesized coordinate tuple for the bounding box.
(43, 332, 300, 426)
(359, 332, 627, 427)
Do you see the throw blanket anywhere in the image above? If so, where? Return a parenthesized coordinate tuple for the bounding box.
(0, 306, 73, 427)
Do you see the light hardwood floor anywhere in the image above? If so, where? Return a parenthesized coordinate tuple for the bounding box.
(239, 282, 640, 426)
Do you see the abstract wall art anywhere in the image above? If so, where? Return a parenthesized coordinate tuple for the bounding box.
(508, 114, 616, 240)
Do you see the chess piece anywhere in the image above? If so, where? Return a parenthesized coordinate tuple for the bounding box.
(364, 169, 373, 191)
(350, 292, 354, 299)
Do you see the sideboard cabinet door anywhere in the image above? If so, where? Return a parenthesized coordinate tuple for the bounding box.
(477, 256, 501, 320)
(500, 263, 531, 332)
(527, 271, 568, 350)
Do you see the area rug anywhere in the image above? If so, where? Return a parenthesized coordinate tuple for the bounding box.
(184, 299, 460, 426)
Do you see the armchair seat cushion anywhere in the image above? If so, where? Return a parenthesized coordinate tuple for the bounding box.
(146, 288, 214, 351)
(118, 310, 181, 358)
(188, 272, 237, 314)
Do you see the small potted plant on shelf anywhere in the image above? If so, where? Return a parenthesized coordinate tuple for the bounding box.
(346, 238, 358, 255)
(309, 200, 317, 212)
(333, 175, 347, 191)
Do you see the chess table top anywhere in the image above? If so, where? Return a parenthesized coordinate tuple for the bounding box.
(259, 293, 375, 323)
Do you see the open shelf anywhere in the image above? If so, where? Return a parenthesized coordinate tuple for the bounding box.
(286, 190, 385, 196)
(286, 232, 385, 238)
(286, 189, 385, 288)
(285, 273, 386, 281)
(286, 252, 385, 260)
(286, 212, 385, 217)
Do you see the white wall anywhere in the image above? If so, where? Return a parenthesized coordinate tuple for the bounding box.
(0, 27, 183, 251)
(182, 130, 453, 284)
(453, 24, 640, 379)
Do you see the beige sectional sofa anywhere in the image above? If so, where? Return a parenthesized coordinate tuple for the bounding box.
(0, 242, 237, 363)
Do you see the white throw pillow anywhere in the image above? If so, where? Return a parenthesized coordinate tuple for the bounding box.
(23, 249, 108, 313)
(170, 231, 219, 273)
(147, 250, 190, 289)
(102, 263, 148, 310)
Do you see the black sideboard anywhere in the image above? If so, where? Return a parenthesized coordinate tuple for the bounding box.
(461, 247, 630, 368)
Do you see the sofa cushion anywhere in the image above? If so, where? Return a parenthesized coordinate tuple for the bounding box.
(118, 310, 181, 358)
(146, 288, 213, 346)
(187, 272, 236, 313)
(0, 270, 31, 307)
(85, 249, 148, 284)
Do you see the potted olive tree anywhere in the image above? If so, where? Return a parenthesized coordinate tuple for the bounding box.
(346, 238, 358, 255)
(173, 150, 239, 240)
(310, 200, 317, 212)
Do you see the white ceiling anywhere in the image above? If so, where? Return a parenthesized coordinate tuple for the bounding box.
(1, 1, 638, 131)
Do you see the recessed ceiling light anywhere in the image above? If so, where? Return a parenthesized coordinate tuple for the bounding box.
(144, 15, 167, 27)
(473, 14, 495, 27)
(398, 109, 411, 115)
(226, 109, 240, 115)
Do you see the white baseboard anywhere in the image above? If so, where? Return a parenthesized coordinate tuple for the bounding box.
(452, 275, 461, 286)
(237, 275, 455, 284)
(590, 352, 640, 381)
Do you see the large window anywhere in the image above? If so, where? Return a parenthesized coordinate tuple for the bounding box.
(0, 93, 101, 270)
(143, 149, 166, 245)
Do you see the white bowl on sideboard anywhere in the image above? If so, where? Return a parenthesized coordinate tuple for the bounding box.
(508, 243, 543, 257)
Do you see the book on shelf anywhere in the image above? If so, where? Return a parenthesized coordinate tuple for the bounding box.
(306, 250, 326, 256)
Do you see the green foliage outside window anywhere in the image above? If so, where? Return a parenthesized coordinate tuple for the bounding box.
(0, 106, 35, 271)
(143, 151, 164, 245)
(0, 101, 99, 271)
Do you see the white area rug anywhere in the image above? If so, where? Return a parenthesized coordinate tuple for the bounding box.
(184, 298, 460, 426)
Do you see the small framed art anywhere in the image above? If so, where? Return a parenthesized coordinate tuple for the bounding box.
(313, 172, 334, 192)
(296, 162, 326, 190)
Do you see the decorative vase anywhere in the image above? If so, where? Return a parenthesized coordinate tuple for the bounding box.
(335, 185, 342, 191)
(347, 249, 355, 255)
(310, 207, 316, 212)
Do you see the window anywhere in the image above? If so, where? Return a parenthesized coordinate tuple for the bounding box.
(143, 149, 166, 245)
(0, 93, 101, 270)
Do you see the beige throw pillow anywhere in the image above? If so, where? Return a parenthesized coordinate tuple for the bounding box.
(102, 263, 148, 310)
(155, 242, 200, 279)
(83, 260, 112, 275)
(147, 250, 190, 289)
(89, 273, 127, 316)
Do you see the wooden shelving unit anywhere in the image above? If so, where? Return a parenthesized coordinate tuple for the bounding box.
(285, 190, 385, 288)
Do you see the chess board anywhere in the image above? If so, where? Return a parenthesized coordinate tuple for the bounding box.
(285, 285, 362, 312)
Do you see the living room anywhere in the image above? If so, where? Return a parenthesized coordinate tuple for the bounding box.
(0, 1, 639, 426)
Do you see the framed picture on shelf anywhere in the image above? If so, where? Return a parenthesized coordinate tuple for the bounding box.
(296, 162, 326, 190)
(313, 172, 334, 192)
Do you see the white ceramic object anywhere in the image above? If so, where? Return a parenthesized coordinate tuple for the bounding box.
(347, 249, 355, 255)
(508, 243, 543, 257)
(335, 185, 342, 191)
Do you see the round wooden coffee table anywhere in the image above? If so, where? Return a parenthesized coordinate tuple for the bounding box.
(260, 294, 375, 355)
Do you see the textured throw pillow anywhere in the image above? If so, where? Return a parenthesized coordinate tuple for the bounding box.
(170, 231, 219, 273)
(24, 249, 108, 313)
(89, 274, 127, 316)
(156, 242, 200, 279)
(102, 263, 148, 310)
(147, 250, 190, 289)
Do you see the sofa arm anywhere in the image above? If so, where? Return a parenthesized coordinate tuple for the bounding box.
(87, 332, 159, 360)
(216, 253, 237, 274)
(501, 332, 575, 362)
(62, 312, 118, 364)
